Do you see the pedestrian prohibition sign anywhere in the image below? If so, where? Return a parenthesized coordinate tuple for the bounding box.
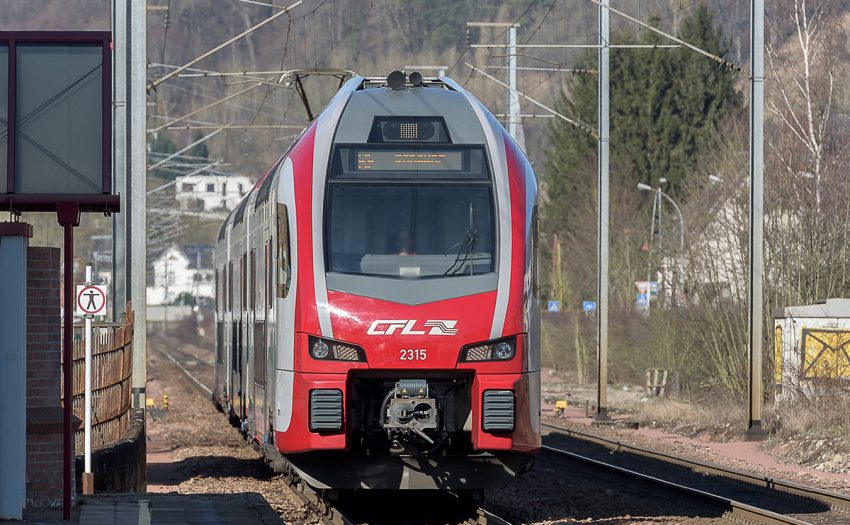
(76, 284, 107, 317)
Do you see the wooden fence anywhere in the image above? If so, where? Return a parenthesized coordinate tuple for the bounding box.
(63, 309, 135, 454)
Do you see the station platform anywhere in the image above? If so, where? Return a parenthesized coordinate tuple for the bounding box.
(20, 493, 284, 524)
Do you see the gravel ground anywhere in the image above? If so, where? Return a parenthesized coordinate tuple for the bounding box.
(482, 448, 726, 525)
(145, 333, 752, 524)
(544, 414, 850, 494)
(146, 333, 320, 524)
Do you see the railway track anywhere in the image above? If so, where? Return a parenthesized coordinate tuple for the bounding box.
(542, 421, 850, 525)
(154, 345, 511, 525)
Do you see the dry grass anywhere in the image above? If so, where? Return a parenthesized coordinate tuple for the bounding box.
(630, 397, 747, 440)
(627, 386, 850, 447)
(764, 388, 850, 439)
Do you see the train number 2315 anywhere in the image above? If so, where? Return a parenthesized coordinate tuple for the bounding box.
(400, 348, 427, 361)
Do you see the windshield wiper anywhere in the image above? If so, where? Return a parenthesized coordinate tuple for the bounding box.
(443, 203, 478, 277)
(443, 231, 477, 276)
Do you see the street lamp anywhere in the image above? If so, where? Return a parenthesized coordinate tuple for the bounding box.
(637, 182, 685, 304)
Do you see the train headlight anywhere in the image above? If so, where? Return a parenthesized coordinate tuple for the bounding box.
(311, 340, 330, 359)
(459, 337, 517, 362)
(493, 341, 514, 360)
(308, 336, 366, 362)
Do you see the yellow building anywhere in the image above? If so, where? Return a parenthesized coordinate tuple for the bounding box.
(774, 298, 850, 396)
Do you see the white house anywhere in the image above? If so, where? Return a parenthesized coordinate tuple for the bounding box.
(688, 197, 748, 303)
(175, 174, 253, 212)
(146, 244, 214, 305)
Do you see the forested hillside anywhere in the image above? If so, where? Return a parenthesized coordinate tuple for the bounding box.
(5, 2, 850, 401)
(0, 0, 760, 176)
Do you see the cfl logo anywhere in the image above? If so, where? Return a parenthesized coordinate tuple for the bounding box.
(367, 320, 459, 336)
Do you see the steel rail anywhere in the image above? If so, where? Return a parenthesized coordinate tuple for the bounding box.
(541, 444, 812, 525)
(542, 422, 850, 512)
(471, 506, 514, 525)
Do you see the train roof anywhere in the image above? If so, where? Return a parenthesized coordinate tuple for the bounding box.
(333, 76, 486, 145)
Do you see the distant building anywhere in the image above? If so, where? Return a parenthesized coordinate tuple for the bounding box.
(91, 234, 113, 286)
(146, 244, 214, 305)
(175, 174, 252, 212)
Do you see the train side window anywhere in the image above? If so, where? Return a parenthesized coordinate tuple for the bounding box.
(532, 205, 539, 294)
(231, 321, 238, 370)
(276, 203, 291, 298)
(266, 240, 273, 309)
(250, 248, 257, 311)
(215, 269, 219, 310)
(241, 255, 247, 309)
(216, 321, 224, 365)
(228, 262, 233, 311)
(253, 322, 266, 385)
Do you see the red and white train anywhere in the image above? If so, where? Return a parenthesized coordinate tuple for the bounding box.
(213, 72, 540, 491)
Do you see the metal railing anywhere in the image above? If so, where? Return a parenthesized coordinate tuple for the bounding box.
(63, 309, 135, 454)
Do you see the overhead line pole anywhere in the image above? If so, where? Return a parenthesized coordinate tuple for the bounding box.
(746, 0, 766, 441)
(130, 0, 148, 409)
(466, 22, 523, 144)
(595, 0, 610, 423)
(507, 24, 520, 140)
(112, 0, 128, 321)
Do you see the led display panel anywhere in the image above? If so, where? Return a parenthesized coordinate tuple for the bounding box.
(355, 150, 463, 171)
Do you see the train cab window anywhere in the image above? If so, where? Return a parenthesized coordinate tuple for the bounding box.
(276, 203, 291, 297)
(326, 184, 495, 278)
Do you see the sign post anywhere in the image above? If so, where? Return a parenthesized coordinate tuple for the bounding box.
(76, 266, 106, 495)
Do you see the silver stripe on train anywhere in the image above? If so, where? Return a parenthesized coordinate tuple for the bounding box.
(311, 77, 361, 339)
(443, 77, 513, 340)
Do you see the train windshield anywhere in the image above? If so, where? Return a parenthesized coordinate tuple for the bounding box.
(326, 184, 495, 278)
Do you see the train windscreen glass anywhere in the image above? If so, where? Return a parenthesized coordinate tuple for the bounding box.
(326, 185, 495, 278)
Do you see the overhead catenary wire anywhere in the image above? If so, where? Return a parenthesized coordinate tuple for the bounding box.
(166, 124, 303, 130)
(149, 74, 280, 119)
(148, 82, 267, 134)
(465, 62, 596, 138)
(148, 0, 302, 90)
(583, 0, 742, 72)
(233, 0, 293, 9)
(148, 126, 231, 172)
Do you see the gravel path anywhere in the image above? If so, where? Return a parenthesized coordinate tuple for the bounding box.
(146, 334, 319, 524)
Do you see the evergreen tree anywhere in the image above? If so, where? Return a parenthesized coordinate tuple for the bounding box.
(187, 131, 210, 160)
(148, 134, 179, 180)
(543, 4, 740, 238)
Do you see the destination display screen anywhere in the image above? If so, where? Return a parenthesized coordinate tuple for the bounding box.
(354, 149, 464, 171)
(331, 145, 490, 180)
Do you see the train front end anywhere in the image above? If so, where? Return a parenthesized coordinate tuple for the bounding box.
(275, 73, 540, 490)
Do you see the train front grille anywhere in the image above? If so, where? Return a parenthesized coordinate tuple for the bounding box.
(482, 390, 514, 432)
(309, 389, 343, 432)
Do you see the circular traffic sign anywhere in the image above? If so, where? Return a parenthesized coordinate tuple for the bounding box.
(77, 285, 106, 315)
